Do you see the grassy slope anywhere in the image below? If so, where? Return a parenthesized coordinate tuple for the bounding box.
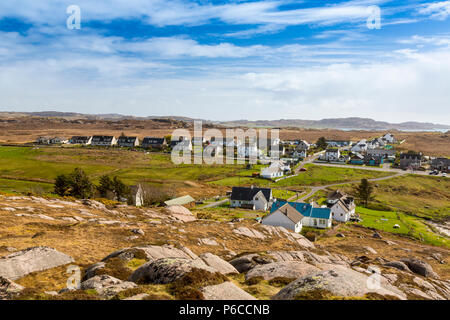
(355, 207, 449, 247)
(211, 163, 393, 187)
(0, 146, 244, 194)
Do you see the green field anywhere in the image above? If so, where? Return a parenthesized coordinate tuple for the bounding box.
(0, 146, 245, 194)
(211, 163, 393, 187)
(355, 207, 449, 247)
(335, 174, 450, 220)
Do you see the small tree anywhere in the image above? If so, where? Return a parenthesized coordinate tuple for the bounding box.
(316, 137, 328, 150)
(70, 168, 94, 199)
(112, 176, 130, 200)
(97, 175, 113, 198)
(355, 178, 374, 206)
(54, 168, 93, 199)
(54, 174, 71, 196)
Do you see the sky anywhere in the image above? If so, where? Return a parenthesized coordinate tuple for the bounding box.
(0, 0, 449, 124)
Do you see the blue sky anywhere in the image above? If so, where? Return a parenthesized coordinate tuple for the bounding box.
(0, 0, 449, 124)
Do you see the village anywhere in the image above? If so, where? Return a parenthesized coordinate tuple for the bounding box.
(29, 131, 449, 236)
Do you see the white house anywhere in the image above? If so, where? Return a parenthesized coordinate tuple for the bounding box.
(237, 143, 261, 158)
(293, 149, 307, 159)
(261, 165, 284, 179)
(70, 136, 92, 145)
(262, 203, 304, 233)
(327, 190, 356, 222)
(91, 136, 117, 147)
(383, 133, 395, 143)
(230, 186, 272, 211)
(324, 148, 340, 162)
(351, 139, 368, 153)
(117, 136, 139, 147)
(268, 201, 332, 230)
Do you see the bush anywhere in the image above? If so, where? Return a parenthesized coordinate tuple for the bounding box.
(54, 168, 93, 199)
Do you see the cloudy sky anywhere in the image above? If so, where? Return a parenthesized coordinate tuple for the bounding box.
(0, 0, 449, 124)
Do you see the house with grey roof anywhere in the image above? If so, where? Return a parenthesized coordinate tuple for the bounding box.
(117, 136, 139, 148)
(91, 136, 117, 147)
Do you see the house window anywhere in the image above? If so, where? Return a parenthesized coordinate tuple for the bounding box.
(319, 219, 326, 224)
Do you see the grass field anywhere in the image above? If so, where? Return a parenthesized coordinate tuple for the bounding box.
(335, 174, 450, 220)
(355, 207, 449, 247)
(211, 163, 393, 188)
(0, 146, 245, 195)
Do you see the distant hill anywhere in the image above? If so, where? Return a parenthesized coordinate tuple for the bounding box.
(221, 117, 450, 131)
(0, 112, 448, 131)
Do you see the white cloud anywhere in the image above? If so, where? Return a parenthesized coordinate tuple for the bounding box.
(418, 1, 450, 20)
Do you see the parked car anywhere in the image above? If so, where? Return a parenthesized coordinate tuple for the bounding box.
(443, 173, 447, 177)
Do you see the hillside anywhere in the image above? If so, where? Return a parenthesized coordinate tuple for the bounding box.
(1, 195, 449, 300)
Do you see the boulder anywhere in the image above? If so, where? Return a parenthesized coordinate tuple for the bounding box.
(199, 253, 238, 275)
(363, 246, 377, 255)
(273, 266, 406, 300)
(83, 262, 106, 281)
(384, 261, 411, 272)
(166, 206, 196, 223)
(0, 276, 24, 299)
(245, 261, 320, 281)
(80, 275, 137, 299)
(129, 257, 217, 284)
(266, 251, 306, 262)
(233, 227, 266, 239)
(229, 254, 274, 273)
(201, 282, 257, 300)
(401, 258, 439, 278)
(102, 244, 197, 262)
(0, 247, 74, 280)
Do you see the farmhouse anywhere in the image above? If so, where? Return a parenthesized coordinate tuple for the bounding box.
(262, 202, 304, 233)
(70, 136, 92, 145)
(351, 139, 368, 153)
(230, 186, 272, 211)
(323, 148, 340, 162)
(91, 136, 117, 147)
(142, 137, 167, 149)
(269, 201, 332, 229)
(382, 133, 395, 143)
(326, 190, 355, 222)
(400, 153, 422, 170)
(117, 136, 139, 147)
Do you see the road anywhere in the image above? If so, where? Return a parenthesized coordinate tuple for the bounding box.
(200, 198, 229, 208)
(295, 171, 407, 202)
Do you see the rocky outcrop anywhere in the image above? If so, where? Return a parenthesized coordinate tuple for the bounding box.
(80, 275, 137, 299)
(166, 206, 196, 223)
(273, 266, 406, 300)
(0, 276, 24, 300)
(245, 261, 320, 281)
(201, 282, 256, 300)
(229, 254, 274, 273)
(199, 253, 238, 275)
(384, 261, 411, 272)
(233, 227, 266, 239)
(0, 247, 74, 280)
(400, 258, 439, 278)
(129, 258, 217, 284)
(102, 244, 197, 263)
